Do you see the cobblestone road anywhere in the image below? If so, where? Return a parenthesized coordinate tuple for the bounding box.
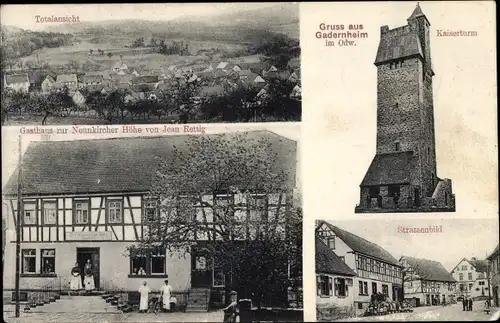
(336, 302, 500, 321)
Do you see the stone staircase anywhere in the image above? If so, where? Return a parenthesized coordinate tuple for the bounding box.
(186, 288, 210, 312)
(27, 295, 121, 313)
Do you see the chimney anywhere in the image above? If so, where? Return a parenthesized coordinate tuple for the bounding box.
(471, 257, 477, 261)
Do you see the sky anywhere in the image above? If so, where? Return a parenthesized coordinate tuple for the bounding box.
(1, 3, 281, 31)
(324, 218, 499, 273)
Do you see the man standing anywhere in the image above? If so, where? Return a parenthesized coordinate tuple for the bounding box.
(138, 281, 150, 313)
(160, 279, 173, 312)
(468, 297, 473, 311)
(462, 297, 467, 311)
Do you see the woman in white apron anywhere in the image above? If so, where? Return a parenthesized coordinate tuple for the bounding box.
(83, 259, 95, 291)
(70, 262, 83, 292)
(138, 281, 151, 313)
(160, 279, 172, 312)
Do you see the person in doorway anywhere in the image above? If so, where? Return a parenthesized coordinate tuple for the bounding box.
(70, 262, 83, 294)
(83, 259, 95, 292)
(138, 281, 151, 313)
(393, 193, 399, 209)
(222, 291, 238, 323)
(160, 279, 173, 312)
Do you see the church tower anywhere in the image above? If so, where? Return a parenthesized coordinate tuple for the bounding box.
(355, 4, 455, 213)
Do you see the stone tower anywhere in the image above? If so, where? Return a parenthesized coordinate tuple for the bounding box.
(355, 4, 455, 213)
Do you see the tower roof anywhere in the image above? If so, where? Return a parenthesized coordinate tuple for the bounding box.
(407, 3, 431, 25)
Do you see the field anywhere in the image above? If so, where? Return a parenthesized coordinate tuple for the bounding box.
(17, 37, 252, 73)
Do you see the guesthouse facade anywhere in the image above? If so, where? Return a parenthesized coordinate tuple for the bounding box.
(2, 131, 298, 309)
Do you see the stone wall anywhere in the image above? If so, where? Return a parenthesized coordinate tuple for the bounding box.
(316, 304, 355, 322)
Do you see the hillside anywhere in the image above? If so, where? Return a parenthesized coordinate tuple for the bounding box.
(41, 3, 299, 45)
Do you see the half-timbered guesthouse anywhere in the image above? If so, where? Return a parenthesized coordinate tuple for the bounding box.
(2, 130, 300, 312)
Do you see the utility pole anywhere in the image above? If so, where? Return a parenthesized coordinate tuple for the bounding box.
(487, 256, 492, 305)
(15, 135, 23, 317)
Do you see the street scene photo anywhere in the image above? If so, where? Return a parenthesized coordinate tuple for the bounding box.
(1, 3, 301, 126)
(1, 124, 303, 322)
(315, 218, 499, 321)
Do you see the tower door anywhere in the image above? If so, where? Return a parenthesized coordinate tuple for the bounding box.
(414, 188, 421, 207)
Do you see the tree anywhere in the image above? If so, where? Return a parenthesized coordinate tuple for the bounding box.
(107, 52, 113, 59)
(128, 133, 301, 308)
(39, 88, 73, 125)
(99, 89, 126, 124)
(89, 49, 94, 55)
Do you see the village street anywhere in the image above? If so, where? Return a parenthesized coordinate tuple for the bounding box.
(3, 296, 227, 323)
(336, 303, 500, 322)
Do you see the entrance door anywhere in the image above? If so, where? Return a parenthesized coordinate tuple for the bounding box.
(191, 248, 212, 288)
(77, 248, 100, 289)
(414, 188, 421, 207)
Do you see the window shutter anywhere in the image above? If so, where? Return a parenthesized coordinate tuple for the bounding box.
(329, 277, 334, 296)
(316, 276, 321, 296)
(346, 285, 349, 296)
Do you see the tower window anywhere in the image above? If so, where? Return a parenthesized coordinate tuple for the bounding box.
(395, 142, 400, 151)
(395, 103, 399, 109)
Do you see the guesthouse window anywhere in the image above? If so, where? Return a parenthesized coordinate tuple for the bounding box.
(23, 202, 37, 225)
(107, 199, 123, 223)
(42, 201, 57, 225)
(459, 273, 463, 281)
(129, 248, 166, 276)
(74, 200, 89, 224)
(22, 249, 36, 274)
(316, 275, 332, 296)
(388, 185, 401, 197)
(468, 273, 473, 280)
(249, 195, 268, 221)
(214, 195, 234, 220)
(150, 249, 166, 275)
(41, 249, 55, 274)
(144, 199, 159, 222)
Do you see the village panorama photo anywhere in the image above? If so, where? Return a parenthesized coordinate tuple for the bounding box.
(0, 3, 301, 126)
(1, 124, 303, 322)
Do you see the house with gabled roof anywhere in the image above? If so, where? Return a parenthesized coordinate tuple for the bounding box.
(111, 61, 129, 72)
(288, 69, 301, 83)
(55, 74, 78, 91)
(400, 256, 457, 307)
(450, 257, 491, 299)
(41, 75, 56, 94)
(316, 220, 403, 316)
(4, 74, 30, 92)
(2, 131, 297, 311)
(290, 85, 301, 100)
(487, 244, 500, 307)
(80, 75, 104, 88)
(71, 90, 86, 106)
(316, 237, 356, 312)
